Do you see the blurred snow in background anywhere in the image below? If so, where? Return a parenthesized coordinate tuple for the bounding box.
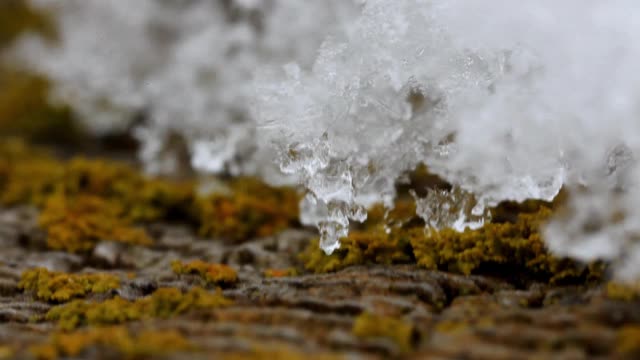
(13, 0, 359, 177)
(10, 0, 640, 279)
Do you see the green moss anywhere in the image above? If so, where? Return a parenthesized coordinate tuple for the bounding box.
(195, 177, 300, 242)
(171, 260, 237, 287)
(46, 287, 232, 330)
(19, 268, 120, 303)
(352, 312, 416, 353)
(30, 326, 193, 360)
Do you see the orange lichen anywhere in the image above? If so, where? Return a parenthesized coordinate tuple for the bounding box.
(30, 326, 193, 360)
(46, 287, 232, 330)
(39, 194, 152, 253)
(264, 268, 299, 278)
(19, 268, 120, 302)
(352, 312, 417, 354)
(171, 260, 238, 286)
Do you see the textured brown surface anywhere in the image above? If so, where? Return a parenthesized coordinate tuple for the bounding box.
(1, 206, 639, 360)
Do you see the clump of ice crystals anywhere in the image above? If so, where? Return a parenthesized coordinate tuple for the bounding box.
(13, 0, 359, 177)
(11, 1, 640, 278)
(254, 0, 640, 279)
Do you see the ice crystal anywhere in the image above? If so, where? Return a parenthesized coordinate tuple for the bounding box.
(411, 187, 489, 232)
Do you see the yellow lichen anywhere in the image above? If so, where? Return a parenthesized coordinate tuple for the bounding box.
(0, 140, 194, 218)
(1, 141, 302, 252)
(171, 260, 238, 286)
(60, 158, 195, 223)
(411, 207, 552, 274)
(139, 286, 233, 318)
(46, 287, 232, 330)
(0, 1, 76, 146)
(46, 297, 140, 331)
(19, 268, 120, 303)
(433, 320, 471, 334)
(606, 281, 640, 301)
(30, 326, 193, 360)
(410, 206, 599, 283)
(39, 194, 152, 253)
(0, 2, 83, 149)
(0, 0, 55, 49)
(224, 347, 343, 360)
(363, 198, 417, 230)
(0, 139, 64, 206)
(300, 229, 413, 274)
(616, 325, 640, 356)
(0, 345, 13, 360)
(0, 67, 80, 146)
(352, 312, 416, 353)
(302, 198, 600, 285)
(0, 142, 203, 252)
(195, 177, 300, 242)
